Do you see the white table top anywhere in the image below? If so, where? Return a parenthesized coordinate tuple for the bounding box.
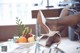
(0, 41, 35, 53)
(0, 38, 62, 53)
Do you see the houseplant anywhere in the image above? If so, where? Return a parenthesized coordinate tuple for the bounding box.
(16, 17, 35, 43)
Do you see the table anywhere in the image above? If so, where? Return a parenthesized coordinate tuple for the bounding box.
(0, 39, 64, 53)
(0, 41, 35, 53)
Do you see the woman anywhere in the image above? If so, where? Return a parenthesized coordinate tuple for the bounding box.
(45, 3, 80, 47)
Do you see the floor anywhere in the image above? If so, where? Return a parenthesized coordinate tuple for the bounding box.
(58, 37, 80, 53)
(29, 37, 80, 53)
(0, 37, 80, 53)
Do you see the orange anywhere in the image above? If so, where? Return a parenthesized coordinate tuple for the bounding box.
(18, 36, 27, 43)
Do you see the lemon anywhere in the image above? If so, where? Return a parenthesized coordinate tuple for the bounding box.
(28, 36, 35, 42)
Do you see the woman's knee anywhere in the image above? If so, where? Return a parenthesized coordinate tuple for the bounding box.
(60, 7, 69, 18)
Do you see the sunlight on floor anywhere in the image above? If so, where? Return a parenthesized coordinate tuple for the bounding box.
(58, 37, 80, 53)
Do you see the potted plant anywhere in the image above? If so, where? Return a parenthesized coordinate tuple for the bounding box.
(15, 17, 35, 43)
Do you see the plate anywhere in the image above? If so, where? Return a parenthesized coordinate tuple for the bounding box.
(17, 42, 36, 48)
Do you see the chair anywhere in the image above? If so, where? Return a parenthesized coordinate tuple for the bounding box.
(75, 32, 80, 49)
(36, 10, 65, 53)
(74, 24, 80, 49)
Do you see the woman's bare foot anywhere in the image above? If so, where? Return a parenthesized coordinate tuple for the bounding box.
(45, 33, 60, 47)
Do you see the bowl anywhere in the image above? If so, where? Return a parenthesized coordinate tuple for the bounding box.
(17, 42, 36, 48)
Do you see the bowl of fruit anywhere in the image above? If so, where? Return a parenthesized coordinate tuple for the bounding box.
(15, 34, 36, 48)
(15, 17, 36, 48)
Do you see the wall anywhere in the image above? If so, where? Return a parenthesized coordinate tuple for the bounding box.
(0, 24, 36, 41)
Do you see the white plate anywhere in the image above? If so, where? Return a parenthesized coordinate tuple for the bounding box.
(17, 42, 36, 48)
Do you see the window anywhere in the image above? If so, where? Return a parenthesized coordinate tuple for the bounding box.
(0, 0, 32, 25)
(0, 0, 70, 25)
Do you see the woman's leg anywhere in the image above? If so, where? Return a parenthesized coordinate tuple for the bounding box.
(58, 7, 80, 26)
(45, 8, 70, 47)
(58, 14, 80, 26)
(37, 10, 49, 33)
(46, 7, 69, 31)
(45, 7, 80, 47)
(46, 8, 80, 31)
(59, 7, 69, 18)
